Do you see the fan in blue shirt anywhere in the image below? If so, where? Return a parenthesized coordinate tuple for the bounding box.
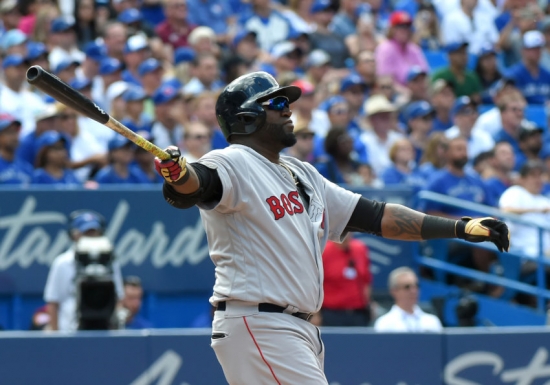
(31, 131, 80, 186)
(120, 86, 153, 134)
(421, 137, 494, 218)
(187, 0, 234, 36)
(504, 30, 550, 105)
(95, 135, 151, 184)
(0, 115, 33, 185)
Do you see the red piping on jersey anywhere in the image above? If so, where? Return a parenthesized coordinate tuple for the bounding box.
(243, 317, 282, 385)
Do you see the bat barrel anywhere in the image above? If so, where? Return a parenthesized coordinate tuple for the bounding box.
(26, 66, 42, 83)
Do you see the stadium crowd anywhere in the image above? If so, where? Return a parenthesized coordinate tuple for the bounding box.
(2, 0, 550, 302)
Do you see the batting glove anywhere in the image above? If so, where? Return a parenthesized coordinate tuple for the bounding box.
(456, 217, 510, 252)
(154, 146, 189, 185)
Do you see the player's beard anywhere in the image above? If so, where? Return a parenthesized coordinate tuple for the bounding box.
(262, 122, 297, 148)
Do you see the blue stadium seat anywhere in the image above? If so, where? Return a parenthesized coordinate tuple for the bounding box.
(424, 50, 448, 72)
(525, 105, 547, 129)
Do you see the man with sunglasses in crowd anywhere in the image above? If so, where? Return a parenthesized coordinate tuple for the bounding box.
(374, 267, 442, 332)
(154, 71, 509, 384)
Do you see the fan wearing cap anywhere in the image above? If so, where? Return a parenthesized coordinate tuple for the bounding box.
(137, 58, 164, 100)
(440, 0, 498, 56)
(118, 7, 156, 38)
(304, 49, 332, 86)
(504, 30, 550, 105)
(308, 0, 350, 68)
(0, 54, 47, 136)
(0, 114, 33, 185)
(403, 101, 435, 163)
(190, 91, 228, 150)
(187, 26, 220, 58)
(120, 86, 154, 134)
(25, 41, 50, 71)
(499, 160, 550, 258)
(517, 120, 544, 168)
(31, 130, 80, 185)
(16, 104, 60, 167)
(232, 29, 260, 64)
(268, 41, 303, 79)
(182, 52, 225, 96)
(375, 11, 429, 86)
(340, 74, 368, 131)
(94, 135, 150, 184)
(121, 34, 152, 86)
(52, 58, 80, 84)
(151, 84, 186, 150)
(445, 96, 494, 161)
(48, 17, 85, 69)
(474, 45, 503, 104)
(431, 40, 483, 101)
(430, 79, 456, 131)
(0, 29, 27, 56)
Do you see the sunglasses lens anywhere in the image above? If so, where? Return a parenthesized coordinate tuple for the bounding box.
(264, 97, 289, 111)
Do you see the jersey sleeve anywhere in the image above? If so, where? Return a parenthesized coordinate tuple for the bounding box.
(322, 177, 361, 242)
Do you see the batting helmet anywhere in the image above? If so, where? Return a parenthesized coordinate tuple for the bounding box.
(215, 71, 302, 140)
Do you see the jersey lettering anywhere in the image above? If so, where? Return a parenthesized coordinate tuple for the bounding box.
(266, 196, 285, 220)
(288, 191, 304, 214)
(281, 194, 293, 216)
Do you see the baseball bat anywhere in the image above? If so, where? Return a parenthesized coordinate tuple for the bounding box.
(26, 65, 171, 160)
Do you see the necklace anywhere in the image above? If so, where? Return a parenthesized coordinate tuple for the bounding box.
(280, 162, 298, 185)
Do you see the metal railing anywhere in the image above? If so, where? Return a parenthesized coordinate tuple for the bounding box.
(417, 191, 550, 313)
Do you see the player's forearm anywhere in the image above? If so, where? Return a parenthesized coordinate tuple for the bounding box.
(167, 164, 201, 194)
(47, 303, 59, 330)
(381, 204, 460, 241)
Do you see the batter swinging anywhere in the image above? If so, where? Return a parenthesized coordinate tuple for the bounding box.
(154, 72, 510, 384)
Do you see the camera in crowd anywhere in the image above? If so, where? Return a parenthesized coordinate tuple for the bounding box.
(74, 235, 118, 330)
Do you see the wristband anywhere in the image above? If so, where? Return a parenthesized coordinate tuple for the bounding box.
(172, 166, 190, 185)
(420, 215, 459, 240)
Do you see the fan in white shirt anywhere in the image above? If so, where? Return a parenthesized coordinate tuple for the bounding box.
(374, 267, 443, 332)
(181, 121, 212, 162)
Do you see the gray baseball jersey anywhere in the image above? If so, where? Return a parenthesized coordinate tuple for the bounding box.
(197, 144, 361, 314)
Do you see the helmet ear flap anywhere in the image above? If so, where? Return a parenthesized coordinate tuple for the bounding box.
(235, 109, 266, 136)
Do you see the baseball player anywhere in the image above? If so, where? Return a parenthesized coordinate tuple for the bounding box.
(154, 72, 510, 385)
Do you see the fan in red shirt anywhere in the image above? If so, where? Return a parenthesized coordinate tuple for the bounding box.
(321, 234, 372, 326)
(155, 0, 196, 49)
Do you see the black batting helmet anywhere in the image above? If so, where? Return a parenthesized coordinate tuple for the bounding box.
(215, 71, 302, 140)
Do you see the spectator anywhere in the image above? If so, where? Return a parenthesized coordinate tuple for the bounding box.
(31, 131, 81, 185)
(304, 48, 331, 86)
(353, 50, 377, 93)
(374, 267, 443, 332)
(517, 120, 544, 166)
(191, 91, 227, 150)
(430, 79, 456, 132)
(345, 12, 383, 57)
(181, 121, 212, 162)
(289, 79, 317, 130)
(285, 122, 316, 163)
(375, 10, 429, 86)
(182, 52, 224, 96)
(122, 34, 151, 86)
(52, 58, 80, 84)
(120, 86, 153, 134)
(308, 0, 350, 68)
(155, 0, 196, 49)
(73, 0, 103, 49)
(239, 0, 291, 52)
(505, 30, 550, 105)
(440, 0, 498, 56)
(0, 114, 32, 185)
(105, 81, 129, 122)
(69, 77, 94, 102)
(484, 141, 516, 204)
(31, 4, 60, 44)
(151, 84, 185, 150)
(382, 138, 417, 186)
(44, 210, 124, 331)
(360, 94, 404, 175)
(268, 41, 303, 79)
(0, 29, 27, 56)
(399, 66, 429, 116)
(75, 41, 107, 95)
(0, 0, 21, 33)
(445, 96, 495, 161)
(138, 58, 164, 98)
(48, 16, 85, 68)
(187, 25, 220, 58)
(431, 41, 483, 101)
(120, 276, 153, 329)
(16, 104, 60, 167)
(475, 46, 503, 105)
(403, 101, 434, 163)
(0, 54, 47, 136)
(117, 8, 157, 39)
(329, 0, 360, 39)
(102, 21, 128, 61)
(412, 2, 441, 51)
(415, 131, 449, 183)
(186, 0, 234, 44)
(340, 74, 368, 133)
(173, 46, 196, 84)
(94, 135, 150, 184)
(540, 16, 550, 72)
(472, 149, 494, 178)
(231, 29, 261, 66)
(25, 41, 50, 72)
(372, 75, 401, 105)
(95, 58, 124, 110)
(321, 234, 372, 326)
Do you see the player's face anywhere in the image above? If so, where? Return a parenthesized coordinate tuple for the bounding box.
(260, 96, 296, 148)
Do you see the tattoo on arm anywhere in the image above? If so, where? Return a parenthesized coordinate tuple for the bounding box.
(381, 204, 426, 241)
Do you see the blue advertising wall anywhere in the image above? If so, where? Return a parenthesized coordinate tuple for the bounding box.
(0, 186, 416, 328)
(1, 328, 550, 385)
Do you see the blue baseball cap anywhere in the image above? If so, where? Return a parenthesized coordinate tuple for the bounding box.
(138, 58, 161, 77)
(52, 59, 79, 74)
(0, 29, 27, 51)
(445, 41, 469, 53)
(340, 74, 367, 92)
(124, 34, 148, 54)
(319, 95, 347, 112)
(0, 113, 21, 132)
(84, 41, 107, 62)
(152, 84, 180, 105)
(108, 135, 134, 150)
(35, 131, 69, 153)
(406, 66, 427, 83)
(50, 17, 74, 33)
(99, 57, 123, 75)
(71, 212, 103, 233)
(232, 29, 257, 48)
(404, 101, 434, 121)
(118, 8, 142, 24)
(452, 96, 477, 117)
(26, 41, 48, 61)
(479, 44, 496, 57)
(2, 54, 25, 69)
(122, 86, 147, 102)
(174, 46, 196, 65)
(69, 77, 92, 91)
(311, 0, 332, 13)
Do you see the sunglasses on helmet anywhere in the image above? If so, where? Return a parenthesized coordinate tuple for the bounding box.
(261, 96, 290, 111)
